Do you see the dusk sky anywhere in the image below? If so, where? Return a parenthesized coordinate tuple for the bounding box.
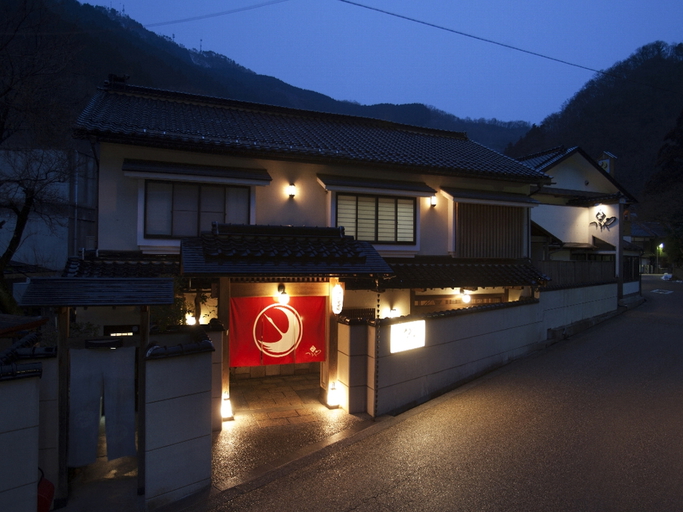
(83, 0, 682, 124)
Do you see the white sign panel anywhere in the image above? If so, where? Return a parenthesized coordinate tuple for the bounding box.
(390, 320, 426, 353)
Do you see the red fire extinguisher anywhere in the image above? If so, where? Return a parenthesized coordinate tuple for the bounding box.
(37, 468, 54, 512)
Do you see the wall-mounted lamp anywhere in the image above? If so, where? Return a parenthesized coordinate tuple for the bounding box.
(287, 183, 297, 198)
(185, 313, 197, 325)
(430, 195, 437, 207)
(277, 283, 290, 305)
(388, 308, 400, 318)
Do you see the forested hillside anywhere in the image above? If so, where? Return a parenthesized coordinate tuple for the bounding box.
(3, 0, 530, 152)
(505, 42, 683, 199)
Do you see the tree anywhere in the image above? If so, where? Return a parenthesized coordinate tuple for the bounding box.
(0, 0, 76, 145)
(641, 108, 683, 266)
(0, 0, 81, 312)
(0, 149, 77, 312)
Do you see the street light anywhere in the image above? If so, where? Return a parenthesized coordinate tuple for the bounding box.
(657, 243, 664, 272)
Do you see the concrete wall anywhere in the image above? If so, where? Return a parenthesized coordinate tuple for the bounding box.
(145, 352, 212, 510)
(0, 376, 41, 512)
(371, 302, 545, 416)
(337, 322, 371, 413)
(206, 330, 224, 431)
(349, 283, 620, 418)
(540, 284, 617, 335)
(623, 280, 640, 296)
(25, 357, 59, 494)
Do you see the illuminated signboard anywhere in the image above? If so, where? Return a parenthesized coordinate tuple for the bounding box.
(390, 320, 426, 353)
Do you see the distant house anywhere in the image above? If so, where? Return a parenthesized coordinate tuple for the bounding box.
(629, 220, 668, 273)
(517, 146, 641, 300)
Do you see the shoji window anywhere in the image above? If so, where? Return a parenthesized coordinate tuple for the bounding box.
(145, 181, 249, 237)
(337, 194, 415, 244)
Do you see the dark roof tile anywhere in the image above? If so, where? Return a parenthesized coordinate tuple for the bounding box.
(75, 83, 551, 184)
(181, 224, 393, 277)
(382, 257, 549, 289)
(63, 252, 180, 278)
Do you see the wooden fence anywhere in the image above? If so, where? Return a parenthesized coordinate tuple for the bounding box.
(535, 260, 616, 288)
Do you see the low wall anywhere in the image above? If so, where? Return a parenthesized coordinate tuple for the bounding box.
(0, 369, 41, 512)
(623, 280, 640, 296)
(20, 351, 59, 495)
(145, 346, 213, 510)
(371, 301, 545, 416)
(541, 283, 618, 336)
(345, 283, 621, 418)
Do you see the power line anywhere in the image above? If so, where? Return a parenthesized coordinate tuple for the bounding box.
(336, 0, 683, 97)
(145, 0, 293, 28)
(337, 0, 603, 75)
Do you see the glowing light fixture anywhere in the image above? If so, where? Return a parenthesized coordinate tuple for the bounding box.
(277, 283, 290, 305)
(390, 320, 426, 353)
(461, 293, 471, 304)
(430, 195, 437, 207)
(221, 392, 234, 421)
(185, 313, 197, 325)
(327, 381, 340, 409)
(388, 308, 400, 318)
(287, 183, 297, 198)
(331, 283, 344, 314)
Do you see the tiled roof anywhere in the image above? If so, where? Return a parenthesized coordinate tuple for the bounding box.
(518, 146, 638, 204)
(181, 224, 393, 277)
(517, 146, 573, 171)
(63, 252, 180, 278)
(381, 257, 549, 289)
(19, 278, 175, 307)
(74, 82, 551, 184)
(537, 187, 623, 206)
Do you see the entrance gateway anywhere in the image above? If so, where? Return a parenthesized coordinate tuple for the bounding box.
(180, 223, 393, 410)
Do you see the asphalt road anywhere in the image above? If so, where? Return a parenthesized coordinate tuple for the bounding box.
(206, 275, 683, 512)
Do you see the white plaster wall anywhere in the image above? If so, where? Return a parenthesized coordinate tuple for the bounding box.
(97, 142, 535, 260)
(533, 204, 588, 244)
(337, 322, 370, 413)
(206, 330, 224, 431)
(24, 357, 59, 491)
(540, 284, 617, 333)
(623, 281, 640, 295)
(145, 352, 212, 509)
(372, 303, 545, 416)
(0, 377, 40, 512)
(550, 153, 616, 194)
(587, 203, 620, 247)
(364, 283, 620, 417)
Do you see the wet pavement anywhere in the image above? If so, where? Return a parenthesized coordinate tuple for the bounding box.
(61, 372, 377, 511)
(211, 372, 375, 491)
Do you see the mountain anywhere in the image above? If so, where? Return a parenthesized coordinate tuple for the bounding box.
(505, 41, 683, 199)
(9, 0, 530, 152)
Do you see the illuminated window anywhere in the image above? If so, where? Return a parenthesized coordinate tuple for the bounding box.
(337, 194, 415, 244)
(145, 181, 249, 237)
